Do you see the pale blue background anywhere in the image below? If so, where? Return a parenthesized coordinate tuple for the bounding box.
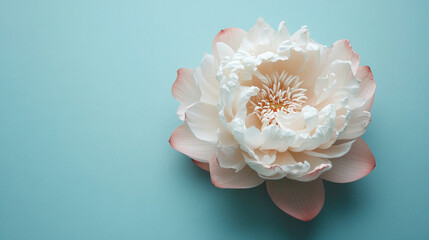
(1, 0, 428, 239)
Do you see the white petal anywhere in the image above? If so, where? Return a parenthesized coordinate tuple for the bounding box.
(169, 125, 217, 162)
(209, 153, 264, 189)
(172, 68, 201, 120)
(212, 27, 247, 62)
(302, 106, 319, 132)
(216, 42, 235, 59)
(290, 104, 336, 151)
(277, 111, 305, 130)
(245, 151, 310, 180)
(339, 109, 371, 140)
(277, 21, 291, 42)
(185, 102, 220, 143)
(246, 17, 276, 46)
(194, 67, 219, 106)
(328, 60, 360, 97)
(217, 145, 246, 171)
(201, 54, 217, 85)
(291, 26, 310, 46)
(257, 150, 277, 165)
(356, 66, 376, 112)
(246, 159, 286, 180)
(260, 125, 297, 152)
(304, 140, 355, 158)
(276, 151, 311, 178)
(290, 152, 332, 182)
(314, 73, 337, 105)
(243, 126, 264, 149)
(217, 125, 237, 147)
(233, 86, 259, 119)
(327, 39, 360, 74)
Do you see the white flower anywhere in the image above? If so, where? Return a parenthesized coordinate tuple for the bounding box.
(170, 18, 376, 221)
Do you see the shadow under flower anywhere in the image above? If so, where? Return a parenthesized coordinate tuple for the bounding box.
(182, 158, 364, 239)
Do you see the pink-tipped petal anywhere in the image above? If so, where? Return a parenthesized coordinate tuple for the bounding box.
(194, 67, 219, 106)
(212, 27, 247, 62)
(291, 153, 332, 182)
(192, 160, 210, 171)
(321, 138, 375, 183)
(266, 178, 325, 221)
(169, 125, 217, 162)
(327, 40, 360, 74)
(338, 109, 371, 140)
(209, 153, 264, 189)
(185, 102, 220, 143)
(304, 140, 355, 158)
(172, 68, 201, 120)
(217, 145, 246, 171)
(356, 66, 376, 112)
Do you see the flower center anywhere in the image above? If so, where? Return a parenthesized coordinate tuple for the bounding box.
(249, 71, 307, 127)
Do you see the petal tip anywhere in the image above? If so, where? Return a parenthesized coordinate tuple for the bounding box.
(192, 159, 210, 172)
(266, 178, 325, 221)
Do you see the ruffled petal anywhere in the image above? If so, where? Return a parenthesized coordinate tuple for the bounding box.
(169, 124, 217, 162)
(212, 27, 247, 62)
(322, 138, 375, 183)
(185, 102, 220, 143)
(245, 151, 311, 180)
(277, 21, 291, 42)
(243, 126, 264, 149)
(194, 66, 219, 106)
(201, 54, 217, 85)
(338, 109, 371, 140)
(290, 152, 332, 182)
(291, 26, 311, 46)
(172, 68, 201, 120)
(217, 145, 246, 171)
(209, 153, 265, 189)
(356, 66, 376, 112)
(327, 40, 360, 74)
(304, 140, 355, 158)
(266, 178, 325, 221)
(215, 42, 235, 59)
(260, 125, 297, 152)
(290, 104, 336, 151)
(244, 17, 276, 49)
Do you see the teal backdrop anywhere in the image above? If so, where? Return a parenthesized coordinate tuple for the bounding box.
(1, 0, 428, 239)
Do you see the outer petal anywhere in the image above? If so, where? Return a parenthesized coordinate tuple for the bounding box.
(212, 27, 247, 62)
(172, 68, 201, 120)
(209, 153, 265, 189)
(338, 110, 371, 140)
(322, 138, 375, 183)
(327, 39, 360, 74)
(185, 102, 220, 143)
(245, 151, 311, 180)
(192, 160, 210, 171)
(169, 125, 217, 162)
(194, 67, 219, 106)
(266, 178, 325, 221)
(217, 145, 246, 171)
(304, 140, 355, 158)
(290, 153, 332, 182)
(246, 17, 276, 47)
(356, 66, 376, 112)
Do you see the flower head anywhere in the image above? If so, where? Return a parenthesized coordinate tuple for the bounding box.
(170, 18, 376, 221)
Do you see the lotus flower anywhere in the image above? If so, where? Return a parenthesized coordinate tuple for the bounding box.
(170, 18, 376, 221)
